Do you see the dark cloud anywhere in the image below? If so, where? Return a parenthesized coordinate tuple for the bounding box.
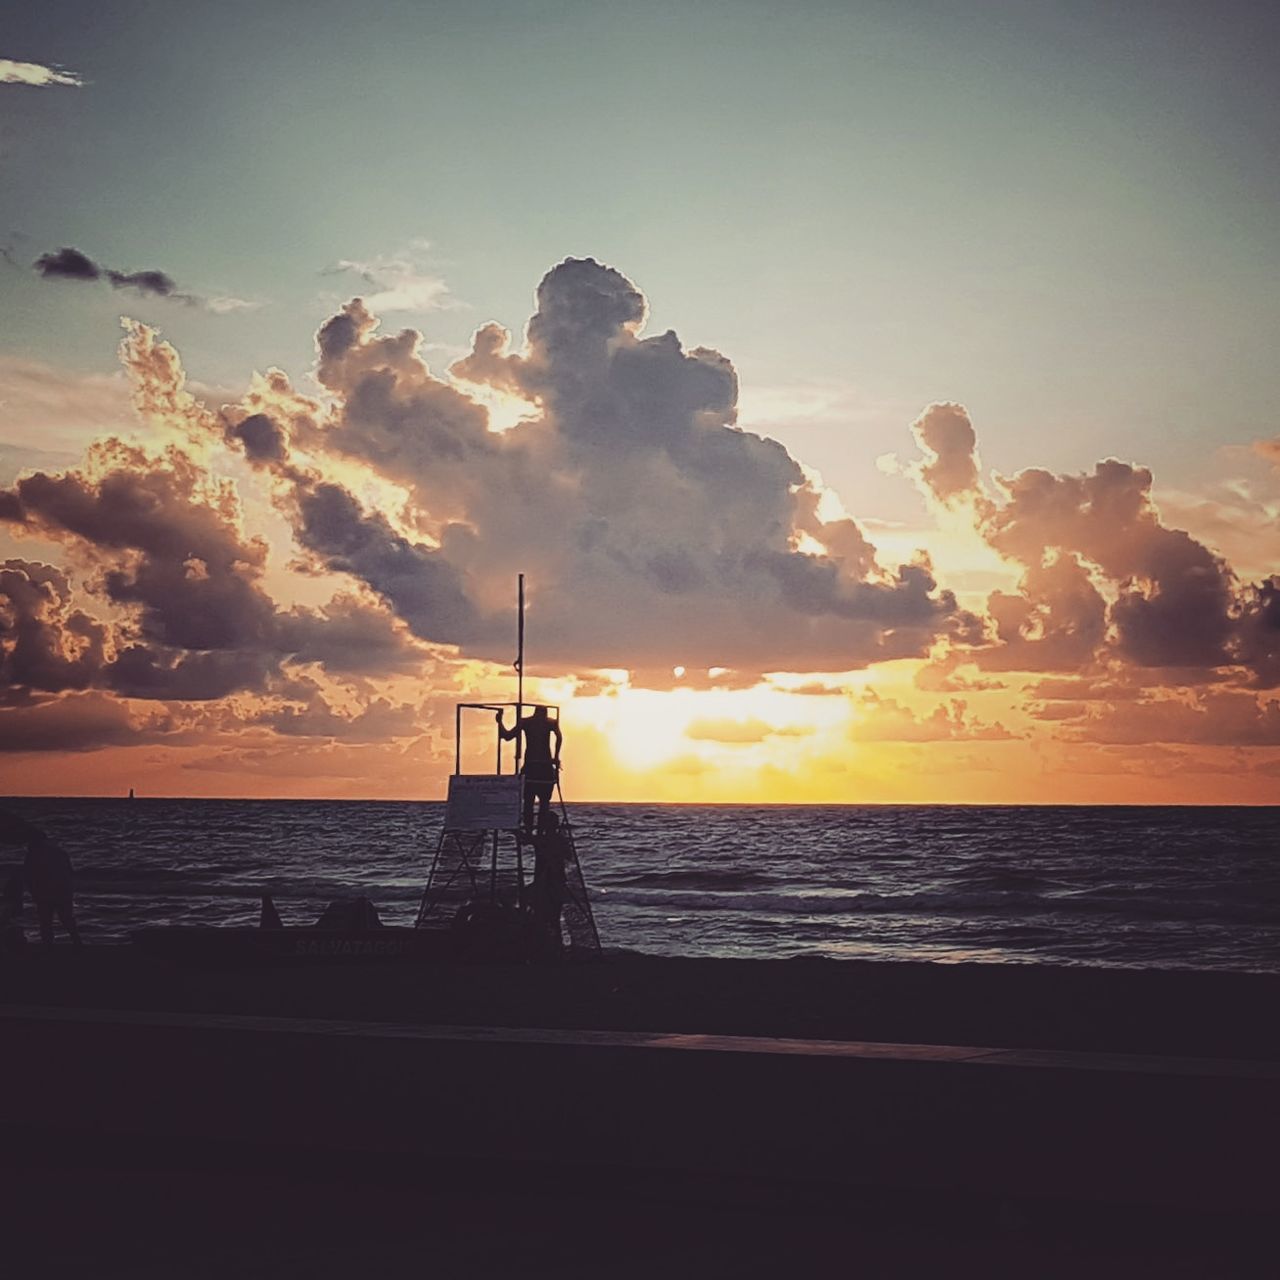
(29, 246, 231, 308)
(106, 267, 182, 299)
(0, 692, 173, 753)
(0, 559, 106, 701)
(0, 435, 426, 704)
(102, 645, 276, 702)
(980, 553, 1107, 673)
(275, 596, 423, 676)
(912, 402, 980, 504)
(225, 412, 288, 464)
(292, 481, 488, 647)
(35, 247, 100, 281)
(1233, 576, 1280, 689)
(984, 460, 1238, 670)
(2, 445, 276, 653)
(1062, 690, 1280, 747)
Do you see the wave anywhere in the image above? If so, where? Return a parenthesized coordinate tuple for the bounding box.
(75, 877, 422, 902)
(599, 867, 780, 892)
(599, 886, 1280, 926)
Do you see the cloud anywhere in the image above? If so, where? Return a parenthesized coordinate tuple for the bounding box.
(0, 375, 425, 703)
(1062, 690, 1280, 747)
(206, 295, 261, 315)
(30, 245, 250, 312)
(1155, 485, 1280, 585)
(0, 442, 78, 486)
(0, 59, 83, 88)
(106, 267, 181, 299)
(1024, 675, 1144, 702)
(981, 553, 1107, 673)
(0, 559, 105, 701)
(225, 412, 288, 464)
(251, 691, 420, 742)
(290, 480, 490, 647)
(685, 716, 813, 744)
(909, 409, 1279, 689)
(0, 692, 174, 753)
(290, 257, 975, 672)
(2, 441, 277, 652)
(913, 657, 1005, 693)
(35, 247, 100, 281)
(850, 694, 1017, 742)
(322, 243, 455, 314)
(911, 402, 981, 505)
(0, 357, 133, 455)
(35, 246, 182, 298)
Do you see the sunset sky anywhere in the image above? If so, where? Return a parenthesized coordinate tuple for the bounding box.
(2, 1, 1278, 802)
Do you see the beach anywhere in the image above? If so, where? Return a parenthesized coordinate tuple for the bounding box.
(3, 948, 1276, 1275)
(6, 947, 1280, 1058)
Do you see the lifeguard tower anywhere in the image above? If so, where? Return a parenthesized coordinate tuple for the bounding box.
(415, 577, 601, 958)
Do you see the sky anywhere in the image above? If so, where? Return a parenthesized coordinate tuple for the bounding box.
(1, 0, 1278, 802)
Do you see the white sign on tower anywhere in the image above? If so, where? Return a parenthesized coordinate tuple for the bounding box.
(445, 774, 523, 831)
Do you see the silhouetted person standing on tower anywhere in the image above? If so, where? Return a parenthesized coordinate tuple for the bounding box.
(497, 705, 562, 834)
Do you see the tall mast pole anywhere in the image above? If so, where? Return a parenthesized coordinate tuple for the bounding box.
(515, 572, 525, 776)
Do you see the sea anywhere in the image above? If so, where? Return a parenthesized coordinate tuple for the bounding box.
(3, 798, 1278, 973)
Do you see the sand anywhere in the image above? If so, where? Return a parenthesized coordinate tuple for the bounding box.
(3, 948, 1276, 1275)
(4, 946, 1279, 1059)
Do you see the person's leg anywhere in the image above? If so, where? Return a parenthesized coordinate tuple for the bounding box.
(533, 782, 553, 833)
(37, 899, 54, 945)
(522, 775, 536, 832)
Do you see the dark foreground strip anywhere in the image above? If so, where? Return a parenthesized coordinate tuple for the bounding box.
(4, 1002, 1277, 1215)
(4, 1003, 1277, 1079)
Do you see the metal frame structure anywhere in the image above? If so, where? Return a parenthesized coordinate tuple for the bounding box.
(415, 575, 601, 955)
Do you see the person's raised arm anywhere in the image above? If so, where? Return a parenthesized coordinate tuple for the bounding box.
(496, 711, 519, 742)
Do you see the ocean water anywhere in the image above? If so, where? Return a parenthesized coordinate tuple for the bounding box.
(3, 798, 1278, 972)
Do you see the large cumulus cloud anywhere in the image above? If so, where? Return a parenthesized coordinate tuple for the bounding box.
(273, 258, 973, 673)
